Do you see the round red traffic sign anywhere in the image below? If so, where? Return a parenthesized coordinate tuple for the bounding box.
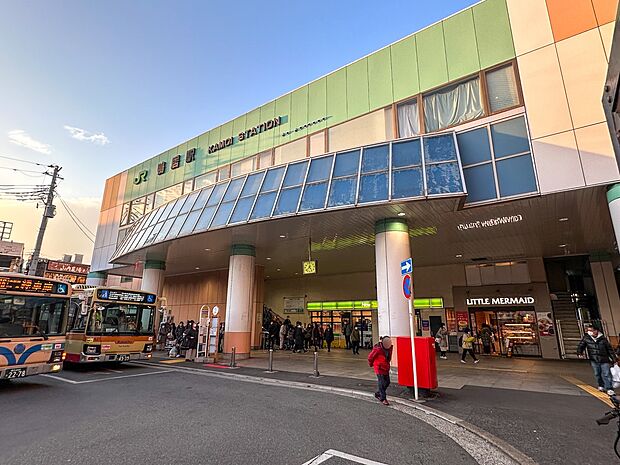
(402, 274, 412, 300)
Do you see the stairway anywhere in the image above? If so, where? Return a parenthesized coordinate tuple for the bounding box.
(551, 292, 583, 359)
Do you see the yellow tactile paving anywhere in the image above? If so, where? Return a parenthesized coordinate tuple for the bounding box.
(159, 359, 186, 364)
(562, 375, 614, 407)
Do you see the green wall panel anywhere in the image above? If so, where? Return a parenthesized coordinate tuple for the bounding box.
(346, 58, 369, 118)
(195, 132, 209, 174)
(443, 9, 481, 81)
(417, 22, 448, 92)
(289, 86, 309, 138)
(368, 47, 393, 110)
(154, 152, 168, 192)
(473, 0, 515, 69)
(274, 94, 292, 145)
(326, 68, 347, 125)
(217, 121, 234, 167)
(205, 127, 220, 171)
(390, 36, 419, 101)
(231, 115, 247, 163)
(185, 137, 198, 178)
(124, 165, 136, 202)
(243, 108, 261, 157)
(308, 77, 327, 130)
(258, 101, 276, 151)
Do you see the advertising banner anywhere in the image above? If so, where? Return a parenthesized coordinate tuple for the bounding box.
(283, 297, 305, 314)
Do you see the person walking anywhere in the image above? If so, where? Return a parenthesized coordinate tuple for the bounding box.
(185, 321, 198, 362)
(279, 322, 288, 350)
(294, 322, 306, 353)
(324, 325, 334, 352)
(480, 324, 494, 355)
(577, 324, 616, 395)
(343, 321, 352, 350)
(434, 323, 449, 360)
(311, 322, 321, 352)
(350, 325, 361, 355)
(461, 330, 479, 364)
(268, 321, 279, 350)
(368, 336, 393, 406)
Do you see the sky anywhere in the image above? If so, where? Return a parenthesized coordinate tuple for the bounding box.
(0, 0, 479, 263)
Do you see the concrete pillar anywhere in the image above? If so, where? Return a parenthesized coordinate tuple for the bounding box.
(141, 260, 166, 296)
(224, 244, 256, 358)
(608, 184, 620, 250)
(375, 218, 411, 366)
(591, 255, 620, 343)
(86, 271, 107, 287)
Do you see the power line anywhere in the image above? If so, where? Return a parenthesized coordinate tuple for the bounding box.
(56, 193, 96, 242)
(0, 165, 49, 175)
(56, 192, 96, 237)
(0, 154, 50, 168)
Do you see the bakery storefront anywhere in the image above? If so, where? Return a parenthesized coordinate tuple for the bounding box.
(453, 284, 560, 359)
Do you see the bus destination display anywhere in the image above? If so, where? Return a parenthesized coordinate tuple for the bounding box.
(0, 276, 69, 295)
(96, 289, 156, 304)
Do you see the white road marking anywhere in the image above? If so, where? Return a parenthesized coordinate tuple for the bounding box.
(41, 370, 172, 384)
(302, 450, 388, 465)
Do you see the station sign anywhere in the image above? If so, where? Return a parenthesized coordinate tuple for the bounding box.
(96, 289, 156, 304)
(0, 276, 69, 295)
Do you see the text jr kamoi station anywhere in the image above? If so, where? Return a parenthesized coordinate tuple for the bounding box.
(89, 0, 620, 362)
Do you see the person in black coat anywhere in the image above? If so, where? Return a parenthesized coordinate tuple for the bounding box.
(324, 325, 334, 352)
(293, 322, 306, 353)
(577, 324, 617, 395)
(185, 321, 198, 362)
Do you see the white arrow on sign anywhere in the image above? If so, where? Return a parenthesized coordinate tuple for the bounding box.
(400, 258, 412, 275)
(302, 449, 388, 465)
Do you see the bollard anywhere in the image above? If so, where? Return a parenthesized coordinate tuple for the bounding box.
(311, 351, 320, 378)
(267, 348, 274, 373)
(230, 346, 237, 368)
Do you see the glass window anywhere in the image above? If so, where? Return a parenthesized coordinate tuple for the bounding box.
(426, 162, 462, 194)
(154, 183, 183, 208)
(218, 166, 230, 182)
(133, 226, 151, 249)
(250, 192, 278, 219)
(192, 186, 213, 211)
(211, 202, 235, 227)
(306, 156, 333, 182)
(392, 168, 423, 199)
(183, 179, 194, 194)
(463, 164, 497, 202)
(155, 217, 175, 242)
(359, 172, 389, 203)
(88, 303, 154, 335)
(158, 200, 176, 222)
(229, 197, 255, 223)
(300, 182, 328, 211)
(282, 161, 308, 187)
(496, 155, 537, 197)
(261, 167, 285, 192)
(257, 150, 273, 169)
(274, 137, 307, 165)
(328, 177, 357, 207)
(223, 177, 245, 202)
(309, 131, 326, 156)
(392, 139, 421, 168)
(207, 182, 229, 206)
(143, 224, 161, 246)
(0, 295, 68, 337)
(194, 205, 217, 231)
(179, 190, 199, 215)
(129, 198, 144, 224)
(144, 194, 154, 214)
(361, 145, 389, 173)
(166, 213, 188, 239)
(194, 171, 217, 190)
(424, 134, 457, 163)
(274, 187, 302, 215)
(486, 64, 520, 113)
(120, 203, 130, 226)
(147, 206, 165, 227)
(333, 150, 360, 177)
(423, 77, 484, 132)
(457, 128, 492, 166)
(168, 196, 187, 218)
(397, 99, 420, 137)
(231, 157, 255, 178)
(240, 172, 264, 197)
(491, 117, 530, 158)
(179, 210, 201, 236)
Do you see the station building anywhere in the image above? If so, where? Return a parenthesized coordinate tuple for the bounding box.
(89, 0, 620, 361)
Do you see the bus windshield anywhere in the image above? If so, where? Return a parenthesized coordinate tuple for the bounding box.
(87, 303, 155, 335)
(0, 295, 68, 337)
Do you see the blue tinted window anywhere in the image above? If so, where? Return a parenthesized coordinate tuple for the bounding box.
(282, 161, 308, 187)
(491, 117, 530, 158)
(333, 150, 360, 177)
(179, 191, 199, 215)
(158, 201, 176, 222)
(166, 213, 188, 239)
(250, 192, 277, 219)
(392, 168, 423, 199)
(306, 156, 333, 182)
(426, 162, 462, 194)
(359, 172, 389, 203)
(145, 223, 163, 245)
(392, 139, 421, 168)
(300, 182, 328, 211)
(261, 167, 285, 191)
(179, 210, 201, 236)
(496, 154, 537, 197)
(424, 134, 457, 163)
(328, 177, 357, 206)
(156, 218, 175, 241)
(168, 196, 187, 218)
(223, 177, 245, 202)
(192, 186, 213, 211)
(207, 182, 229, 206)
(361, 145, 389, 173)
(130, 228, 149, 250)
(194, 205, 217, 231)
(211, 202, 235, 227)
(457, 128, 492, 166)
(463, 164, 496, 203)
(240, 172, 264, 197)
(229, 197, 255, 223)
(274, 187, 302, 215)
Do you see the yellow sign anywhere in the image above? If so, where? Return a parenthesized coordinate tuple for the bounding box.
(302, 260, 317, 275)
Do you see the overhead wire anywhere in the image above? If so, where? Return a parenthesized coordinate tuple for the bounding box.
(55, 192, 96, 243)
(0, 154, 50, 168)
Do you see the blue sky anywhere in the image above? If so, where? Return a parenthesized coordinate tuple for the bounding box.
(0, 0, 478, 260)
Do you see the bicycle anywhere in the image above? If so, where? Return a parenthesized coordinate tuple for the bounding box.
(597, 395, 620, 459)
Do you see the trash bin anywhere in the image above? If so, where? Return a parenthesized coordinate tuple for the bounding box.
(395, 336, 438, 389)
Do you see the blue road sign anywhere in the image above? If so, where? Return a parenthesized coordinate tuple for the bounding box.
(402, 274, 412, 300)
(401, 258, 412, 275)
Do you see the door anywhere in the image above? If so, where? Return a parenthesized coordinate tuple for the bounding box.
(429, 315, 443, 338)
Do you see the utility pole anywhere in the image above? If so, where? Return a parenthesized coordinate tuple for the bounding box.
(28, 165, 61, 276)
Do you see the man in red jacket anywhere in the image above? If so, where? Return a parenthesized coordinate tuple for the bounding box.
(368, 336, 393, 405)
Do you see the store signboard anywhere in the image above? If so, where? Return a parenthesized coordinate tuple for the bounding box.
(466, 296, 535, 306)
(456, 312, 469, 330)
(46, 260, 90, 275)
(536, 311, 555, 336)
(44, 271, 87, 285)
(283, 296, 305, 314)
(0, 240, 23, 257)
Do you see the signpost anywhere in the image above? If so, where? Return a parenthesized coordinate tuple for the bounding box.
(402, 257, 419, 401)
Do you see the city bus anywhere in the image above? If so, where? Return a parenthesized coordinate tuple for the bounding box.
(65, 286, 156, 363)
(0, 273, 70, 380)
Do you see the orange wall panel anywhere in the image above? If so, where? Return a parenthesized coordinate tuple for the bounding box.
(592, 0, 619, 25)
(546, 0, 597, 41)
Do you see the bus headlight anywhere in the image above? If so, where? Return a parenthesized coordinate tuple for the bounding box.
(143, 344, 153, 353)
(49, 350, 64, 363)
(83, 345, 101, 355)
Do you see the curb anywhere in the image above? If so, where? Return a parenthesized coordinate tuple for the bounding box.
(132, 361, 538, 465)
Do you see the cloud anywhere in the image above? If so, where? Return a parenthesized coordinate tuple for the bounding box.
(7, 129, 52, 154)
(64, 125, 110, 145)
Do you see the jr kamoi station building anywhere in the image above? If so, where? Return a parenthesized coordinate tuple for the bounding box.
(88, 0, 620, 362)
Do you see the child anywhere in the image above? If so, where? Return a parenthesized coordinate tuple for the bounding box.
(368, 336, 393, 405)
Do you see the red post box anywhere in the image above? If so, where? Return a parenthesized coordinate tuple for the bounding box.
(396, 336, 438, 389)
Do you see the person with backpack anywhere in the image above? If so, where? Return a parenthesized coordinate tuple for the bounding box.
(434, 323, 449, 360)
(460, 329, 479, 364)
(577, 324, 616, 395)
(368, 336, 393, 406)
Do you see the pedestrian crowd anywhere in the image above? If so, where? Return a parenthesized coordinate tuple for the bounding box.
(158, 320, 198, 361)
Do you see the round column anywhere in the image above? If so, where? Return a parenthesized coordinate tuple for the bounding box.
(608, 184, 620, 248)
(86, 271, 107, 287)
(375, 219, 411, 367)
(224, 244, 256, 359)
(142, 260, 166, 296)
